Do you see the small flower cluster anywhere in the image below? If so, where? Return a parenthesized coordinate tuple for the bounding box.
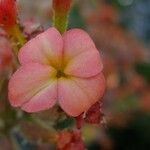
(57, 130, 85, 150)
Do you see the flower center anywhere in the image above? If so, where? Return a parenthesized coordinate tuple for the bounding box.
(56, 69, 68, 78)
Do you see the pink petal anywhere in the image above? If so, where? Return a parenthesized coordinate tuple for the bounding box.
(19, 27, 63, 68)
(58, 73, 105, 117)
(63, 29, 96, 59)
(64, 50, 103, 78)
(8, 63, 57, 110)
(73, 73, 105, 103)
(21, 81, 57, 112)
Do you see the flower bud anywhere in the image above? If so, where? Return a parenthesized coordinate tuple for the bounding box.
(0, 0, 17, 29)
(85, 102, 103, 124)
(53, 0, 72, 13)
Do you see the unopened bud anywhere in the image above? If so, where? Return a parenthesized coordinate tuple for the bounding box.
(53, 0, 72, 13)
(0, 0, 17, 29)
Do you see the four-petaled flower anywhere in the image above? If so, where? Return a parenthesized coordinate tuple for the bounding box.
(8, 28, 105, 117)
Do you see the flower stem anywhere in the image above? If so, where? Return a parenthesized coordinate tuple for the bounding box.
(6, 24, 26, 56)
(53, 13, 68, 34)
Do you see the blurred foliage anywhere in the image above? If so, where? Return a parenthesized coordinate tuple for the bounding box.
(135, 62, 150, 84)
(108, 112, 150, 150)
(69, 4, 86, 29)
(54, 117, 75, 130)
(113, 95, 139, 113)
(107, 0, 150, 43)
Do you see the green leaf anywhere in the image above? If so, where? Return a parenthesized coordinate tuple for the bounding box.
(54, 117, 75, 130)
(135, 62, 150, 84)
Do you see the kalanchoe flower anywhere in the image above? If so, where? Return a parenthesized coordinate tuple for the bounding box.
(8, 27, 105, 117)
(0, 0, 17, 29)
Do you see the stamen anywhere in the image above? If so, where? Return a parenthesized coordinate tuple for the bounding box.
(56, 70, 67, 78)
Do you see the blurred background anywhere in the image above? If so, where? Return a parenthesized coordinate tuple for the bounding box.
(1, 0, 150, 149)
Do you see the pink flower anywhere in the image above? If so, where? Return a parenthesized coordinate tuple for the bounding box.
(8, 28, 105, 117)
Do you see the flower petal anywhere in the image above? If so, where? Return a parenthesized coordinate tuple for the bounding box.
(73, 73, 105, 103)
(21, 81, 57, 112)
(8, 63, 57, 110)
(64, 50, 103, 78)
(63, 29, 96, 59)
(58, 73, 105, 117)
(19, 27, 63, 68)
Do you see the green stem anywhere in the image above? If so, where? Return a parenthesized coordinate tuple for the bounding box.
(53, 12, 69, 34)
(11, 25, 26, 47)
(7, 25, 26, 56)
(52, 0, 72, 34)
(5, 24, 26, 68)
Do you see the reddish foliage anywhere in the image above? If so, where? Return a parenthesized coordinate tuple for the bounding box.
(140, 90, 150, 112)
(75, 102, 103, 129)
(57, 130, 85, 150)
(57, 131, 72, 149)
(98, 5, 118, 25)
(85, 102, 103, 124)
(65, 142, 85, 150)
(75, 114, 84, 129)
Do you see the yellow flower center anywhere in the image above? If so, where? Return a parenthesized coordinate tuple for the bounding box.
(56, 69, 68, 78)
